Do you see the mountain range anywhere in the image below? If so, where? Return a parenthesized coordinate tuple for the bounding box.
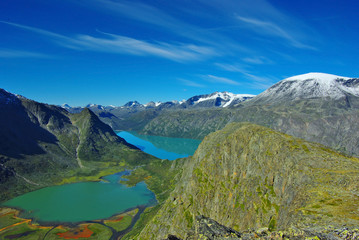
(0, 88, 156, 202)
(2, 72, 359, 239)
(129, 73, 359, 157)
(61, 92, 255, 130)
(62, 91, 255, 112)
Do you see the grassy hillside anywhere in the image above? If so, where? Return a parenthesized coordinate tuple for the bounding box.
(137, 123, 359, 239)
(0, 92, 157, 202)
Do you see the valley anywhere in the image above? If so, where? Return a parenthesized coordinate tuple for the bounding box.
(1, 73, 359, 239)
(0, 127, 195, 239)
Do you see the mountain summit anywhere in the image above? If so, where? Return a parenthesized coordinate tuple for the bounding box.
(250, 72, 359, 104)
(0, 88, 155, 201)
(183, 91, 255, 108)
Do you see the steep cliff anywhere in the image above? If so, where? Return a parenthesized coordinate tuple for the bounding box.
(0, 89, 154, 202)
(137, 123, 359, 239)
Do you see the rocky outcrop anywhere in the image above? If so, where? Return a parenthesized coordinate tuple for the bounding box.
(138, 123, 359, 239)
(166, 215, 359, 240)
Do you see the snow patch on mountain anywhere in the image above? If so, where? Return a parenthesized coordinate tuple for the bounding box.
(284, 73, 350, 82)
(61, 103, 71, 109)
(253, 72, 359, 103)
(192, 92, 255, 107)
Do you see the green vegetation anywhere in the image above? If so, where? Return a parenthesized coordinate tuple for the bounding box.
(0, 209, 22, 229)
(104, 208, 138, 232)
(122, 205, 162, 240)
(105, 215, 132, 232)
(136, 123, 359, 239)
(87, 223, 113, 239)
(123, 158, 185, 203)
(0, 222, 49, 240)
(0, 98, 156, 202)
(0, 96, 167, 239)
(135, 97, 359, 158)
(120, 158, 186, 239)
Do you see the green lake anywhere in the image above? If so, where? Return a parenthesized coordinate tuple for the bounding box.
(3, 171, 156, 223)
(2, 132, 200, 223)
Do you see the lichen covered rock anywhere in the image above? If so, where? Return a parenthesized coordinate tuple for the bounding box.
(138, 123, 359, 239)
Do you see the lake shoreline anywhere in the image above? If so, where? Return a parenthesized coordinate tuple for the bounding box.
(1, 132, 193, 238)
(0, 203, 151, 228)
(1, 169, 157, 224)
(0, 204, 151, 240)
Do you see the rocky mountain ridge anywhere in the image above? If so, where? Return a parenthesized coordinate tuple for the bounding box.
(165, 215, 359, 240)
(0, 88, 154, 202)
(62, 91, 254, 112)
(136, 123, 359, 239)
(131, 73, 359, 157)
(61, 91, 255, 131)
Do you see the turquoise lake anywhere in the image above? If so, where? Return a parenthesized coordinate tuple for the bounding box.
(3, 171, 156, 223)
(2, 132, 201, 223)
(117, 131, 201, 160)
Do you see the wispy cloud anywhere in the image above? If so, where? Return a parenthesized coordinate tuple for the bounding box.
(202, 74, 240, 86)
(0, 49, 50, 58)
(75, 0, 250, 55)
(0, 21, 72, 43)
(0, 0, 319, 65)
(215, 62, 276, 89)
(178, 78, 205, 88)
(196, 0, 317, 50)
(242, 56, 273, 65)
(76, 34, 217, 62)
(0, 21, 217, 62)
(236, 16, 316, 50)
(214, 63, 248, 73)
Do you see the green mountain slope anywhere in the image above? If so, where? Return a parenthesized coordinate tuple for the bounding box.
(0, 89, 155, 202)
(137, 123, 359, 239)
(139, 96, 359, 157)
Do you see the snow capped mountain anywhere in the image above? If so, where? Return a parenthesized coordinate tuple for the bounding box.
(85, 103, 106, 110)
(61, 103, 72, 109)
(123, 101, 143, 108)
(61, 91, 255, 112)
(185, 91, 255, 108)
(144, 101, 162, 108)
(251, 72, 359, 104)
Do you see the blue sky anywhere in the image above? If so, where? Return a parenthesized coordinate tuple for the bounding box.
(1, 0, 358, 106)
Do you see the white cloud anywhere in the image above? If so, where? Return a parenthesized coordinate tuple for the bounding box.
(215, 63, 248, 72)
(76, 34, 217, 62)
(215, 62, 276, 89)
(1, 0, 318, 64)
(236, 16, 316, 50)
(178, 78, 205, 88)
(242, 56, 272, 65)
(0, 21, 217, 62)
(74, 0, 250, 55)
(0, 49, 50, 58)
(202, 74, 240, 86)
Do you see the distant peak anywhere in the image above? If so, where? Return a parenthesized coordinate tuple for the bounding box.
(62, 103, 71, 108)
(0, 88, 20, 105)
(284, 72, 351, 81)
(123, 101, 142, 107)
